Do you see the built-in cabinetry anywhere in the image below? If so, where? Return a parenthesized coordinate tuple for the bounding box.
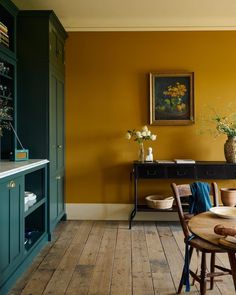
(0, 0, 18, 159)
(0, 160, 49, 295)
(0, 175, 23, 290)
(17, 11, 67, 233)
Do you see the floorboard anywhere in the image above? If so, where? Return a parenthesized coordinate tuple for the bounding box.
(9, 221, 235, 295)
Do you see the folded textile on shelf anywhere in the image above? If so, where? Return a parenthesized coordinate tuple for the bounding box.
(24, 191, 37, 211)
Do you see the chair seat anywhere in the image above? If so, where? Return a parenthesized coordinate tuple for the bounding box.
(189, 236, 225, 252)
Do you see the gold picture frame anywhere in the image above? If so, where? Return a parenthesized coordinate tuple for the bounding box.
(149, 72, 194, 125)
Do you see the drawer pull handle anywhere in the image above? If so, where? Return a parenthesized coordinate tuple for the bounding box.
(206, 170, 215, 176)
(177, 171, 186, 176)
(7, 181, 16, 188)
(56, 176, 61, 180)
(57, 145, 62, 149)
(147, 170, 157, 176)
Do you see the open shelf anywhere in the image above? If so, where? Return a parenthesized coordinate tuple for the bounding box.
(0, 3, 15, 53)
(25, 168, 45, 203)
(24, 167, 47, 252)
(137, 204, 189, 212)
(24, 204, 45, 252)
(0, 56, 15, 159)
(24, 198, 46, 217)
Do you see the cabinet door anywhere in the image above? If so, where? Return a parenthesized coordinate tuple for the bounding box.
(49, 173, 64, 231)
(49, 72, 57, 174)
(49, 24, 64, 70)
(49, 71, 64, 175)
(0, 176, 23, 286)
(56, 77, 64, 171)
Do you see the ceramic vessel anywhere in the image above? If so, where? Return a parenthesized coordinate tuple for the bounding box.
(138, 142, 145, 162)
(220, 188, 236, 207)
(224, 136, 236, 163)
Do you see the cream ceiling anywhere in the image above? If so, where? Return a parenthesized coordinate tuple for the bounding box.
(12, 0, 236, 31)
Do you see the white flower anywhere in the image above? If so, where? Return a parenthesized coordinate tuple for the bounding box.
(142, 125, 148, 132)
(125, 132, 131, 140)
(142, 131, 147, 137)
(151, 134, 157, 141)
(126, 126, 157, 144)
(136, 131, 142, 138)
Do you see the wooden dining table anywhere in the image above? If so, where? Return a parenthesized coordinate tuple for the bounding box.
(188, 211, 236, 290)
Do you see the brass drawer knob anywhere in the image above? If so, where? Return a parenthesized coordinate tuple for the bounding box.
(7, 180, 16, 188)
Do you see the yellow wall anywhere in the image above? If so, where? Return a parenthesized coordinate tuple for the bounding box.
(65, 31, 236, 204)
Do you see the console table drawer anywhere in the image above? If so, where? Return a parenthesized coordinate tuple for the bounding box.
(225, 166, 236, 179)
(167, 165, 195, 178)
(136, 166, 166, 178)
(196, 165, 226, 179)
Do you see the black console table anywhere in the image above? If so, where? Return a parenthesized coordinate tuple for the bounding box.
(129, 161, 236, 228)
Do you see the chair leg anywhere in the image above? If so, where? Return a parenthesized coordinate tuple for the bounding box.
(178, 267, 185, 294)
(178, 246, 194, 293)
(210, 253, 215, 290)
(200, 252, 207, 295)
(192, 248, 200, 286)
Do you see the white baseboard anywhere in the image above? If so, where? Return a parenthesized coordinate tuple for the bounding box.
(66, 203, 179, 221)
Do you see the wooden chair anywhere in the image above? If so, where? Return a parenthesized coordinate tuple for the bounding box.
(171, 182, 231, 295)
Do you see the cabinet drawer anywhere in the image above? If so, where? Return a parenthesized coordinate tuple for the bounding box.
(225, 166, 236, 179)
(136, 165, 166, 178)
(196, 165, 226, 179)
(167, 165, 195, 178)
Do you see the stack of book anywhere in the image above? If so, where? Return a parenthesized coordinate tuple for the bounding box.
(174, 159, 196, 164)
(0, 21, 9, 48)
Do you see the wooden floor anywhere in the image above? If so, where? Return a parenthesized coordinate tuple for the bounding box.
(9, 221, 235, 295)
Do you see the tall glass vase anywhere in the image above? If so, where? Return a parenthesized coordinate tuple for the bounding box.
(138, 142, 145, 162)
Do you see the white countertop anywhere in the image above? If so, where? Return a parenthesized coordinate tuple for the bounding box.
(0, 159, 49, 179)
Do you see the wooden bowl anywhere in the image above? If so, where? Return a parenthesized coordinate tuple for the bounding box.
(145, 195, 174, 209)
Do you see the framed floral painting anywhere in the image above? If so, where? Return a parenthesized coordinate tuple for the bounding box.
(149, 72, 194, 125)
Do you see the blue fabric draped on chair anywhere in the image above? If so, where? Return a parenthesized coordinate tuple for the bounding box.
(183, 182, 212, 292)
(189, 182, 212, 214)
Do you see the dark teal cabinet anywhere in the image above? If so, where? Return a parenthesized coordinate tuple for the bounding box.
(0, 176, 24, 287)
(0, 160, 49, 295)
(17, 11, 67, 234)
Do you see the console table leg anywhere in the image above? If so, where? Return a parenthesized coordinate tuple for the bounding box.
(129, 208, 136, 229)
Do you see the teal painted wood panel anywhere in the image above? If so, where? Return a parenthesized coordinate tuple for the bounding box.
(56, 78, 64, 171)
(0, 183, 10, 275)
(0, 176, 23, 287)
(49, 23, 65, 71)
(57, 174, 64, 217)
(49, 72, 57, 174)
(49, 175, 58, 227)
(10, 178, 23, 263)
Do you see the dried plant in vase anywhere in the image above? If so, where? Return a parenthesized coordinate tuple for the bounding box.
(0, 100, 13, 136)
